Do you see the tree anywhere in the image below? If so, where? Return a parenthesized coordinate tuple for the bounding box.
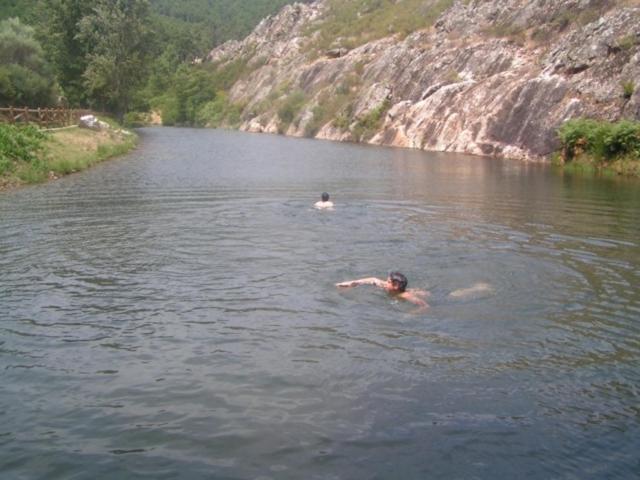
(78, 0, 152, 118)
(40, 0, 93, 106)
(0, 17, 59, 107)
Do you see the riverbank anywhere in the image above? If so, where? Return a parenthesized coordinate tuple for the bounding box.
(0, 123, 137, 191)
(555, 118, 640, 178)
(555, 155, 640, 177)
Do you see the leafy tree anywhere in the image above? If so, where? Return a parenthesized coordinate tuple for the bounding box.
(77, 0, 153, 118)
(0, 17, 59, 107)
(40, 0, 93, 106)
(0, 0, 41, 23)
(153, 64, 218, 125)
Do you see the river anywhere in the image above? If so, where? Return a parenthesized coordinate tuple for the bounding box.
(1, 127, 639, 479)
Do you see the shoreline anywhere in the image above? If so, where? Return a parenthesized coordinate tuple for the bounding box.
(218, 124, 640, 178)
(0, 125, 138, 193)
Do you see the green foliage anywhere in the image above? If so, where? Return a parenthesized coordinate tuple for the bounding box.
(196, 91, 243, 127)
(482, 21, 526, 45)
(150, 0, 298, 48)
(123, 111, 147, 127)
(352, 97, 391, 141)
(304, 103, 329, 137)
(209, 57, 252, 91)
(77, 0, 153, 118)
(0, 0, 41, 23)
(40, 0, 93, 106)
(0, 0, 303, 122)
(304, 78, 361, 137)
(151, 61, 251, 126)
(333, 108, 354, 131)
(307, 0, 454, 52)
(0, 123, 45, 174)
(277, 90, 306, 131)
(558, 118, 640, 164)
(0, 17, 59, 107)
(616, 34, 637, 51)
(542, 4, 610, 37)
(622, 80, 634, 99)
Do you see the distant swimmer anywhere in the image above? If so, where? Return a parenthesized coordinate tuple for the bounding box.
(336, 271, 429, 310)
(314, 192, 334, 210)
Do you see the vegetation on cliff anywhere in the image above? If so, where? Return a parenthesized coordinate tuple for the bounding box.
(307, 0, 454, 51)
(195, 0, 639, 175)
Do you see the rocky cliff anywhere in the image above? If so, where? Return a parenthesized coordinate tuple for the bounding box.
(205, 0, 640, 161)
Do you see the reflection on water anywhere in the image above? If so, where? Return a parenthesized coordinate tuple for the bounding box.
(1, 128, 639, 479)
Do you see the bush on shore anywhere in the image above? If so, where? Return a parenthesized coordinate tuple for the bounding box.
(0, 124, 46, 175)
(557, 118, 640, 176)
(0, 122, 137, 188)
(558, 119, 640, 162)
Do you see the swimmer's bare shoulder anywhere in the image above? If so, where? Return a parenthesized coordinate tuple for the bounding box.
(314, 201, 334, 210)
(399, 291, 429, 310)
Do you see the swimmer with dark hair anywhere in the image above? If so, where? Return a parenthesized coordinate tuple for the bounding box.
(336, 271, 429, 310)
(314, 192, 334, 210)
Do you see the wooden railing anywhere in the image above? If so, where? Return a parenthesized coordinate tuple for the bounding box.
(0, 107, 88, 128)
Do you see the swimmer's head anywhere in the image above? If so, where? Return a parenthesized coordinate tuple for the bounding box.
(388, 272, 408, 293)
(321, 192, 329, 202)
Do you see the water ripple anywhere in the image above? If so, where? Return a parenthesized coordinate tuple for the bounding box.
(1, 128, 639, 479)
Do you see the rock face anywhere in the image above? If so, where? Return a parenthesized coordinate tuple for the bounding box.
(206, 0, 640, 161)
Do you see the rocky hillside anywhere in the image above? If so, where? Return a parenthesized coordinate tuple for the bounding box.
(205, 0, 640, 161)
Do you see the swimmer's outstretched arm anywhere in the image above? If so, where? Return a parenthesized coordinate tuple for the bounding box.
(400, 292, 430, 313)
(336, 277, 385, 288)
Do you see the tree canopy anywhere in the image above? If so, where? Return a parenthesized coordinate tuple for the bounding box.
(0, 0, 301, 116)
(77, 0, 152, 117)
(0, 17, 58, 107)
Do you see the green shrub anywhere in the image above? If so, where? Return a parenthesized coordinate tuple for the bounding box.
(617, 34, 637, 51)
(0, 123, 45, 174)
(622, 80, 634, 100)
(304, 104, 330, 137)
(196, 91, 244, 127)
(123, 111, 147, 127)
(558, 118, 640, 163)
(306, 0, 454, 53)
(155, 94, 180, 126)
(277, 90, 306, 131)
(0, 155, 11, 175)
(352, 97, 391, 141)
(605, 121, 640, 158)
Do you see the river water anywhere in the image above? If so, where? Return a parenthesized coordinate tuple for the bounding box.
(1, 127, 639, 479)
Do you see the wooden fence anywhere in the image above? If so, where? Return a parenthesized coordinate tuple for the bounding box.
(0, 107, 88, 128)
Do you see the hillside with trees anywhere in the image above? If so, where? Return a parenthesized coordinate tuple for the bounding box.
(0, 0, 301, 119)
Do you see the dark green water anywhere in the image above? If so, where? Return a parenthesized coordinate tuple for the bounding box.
(1, 127, 639, 479)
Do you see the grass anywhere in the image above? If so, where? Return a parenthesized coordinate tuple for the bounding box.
(555, 154, 640, 177)
(0, 123, 137, 189)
